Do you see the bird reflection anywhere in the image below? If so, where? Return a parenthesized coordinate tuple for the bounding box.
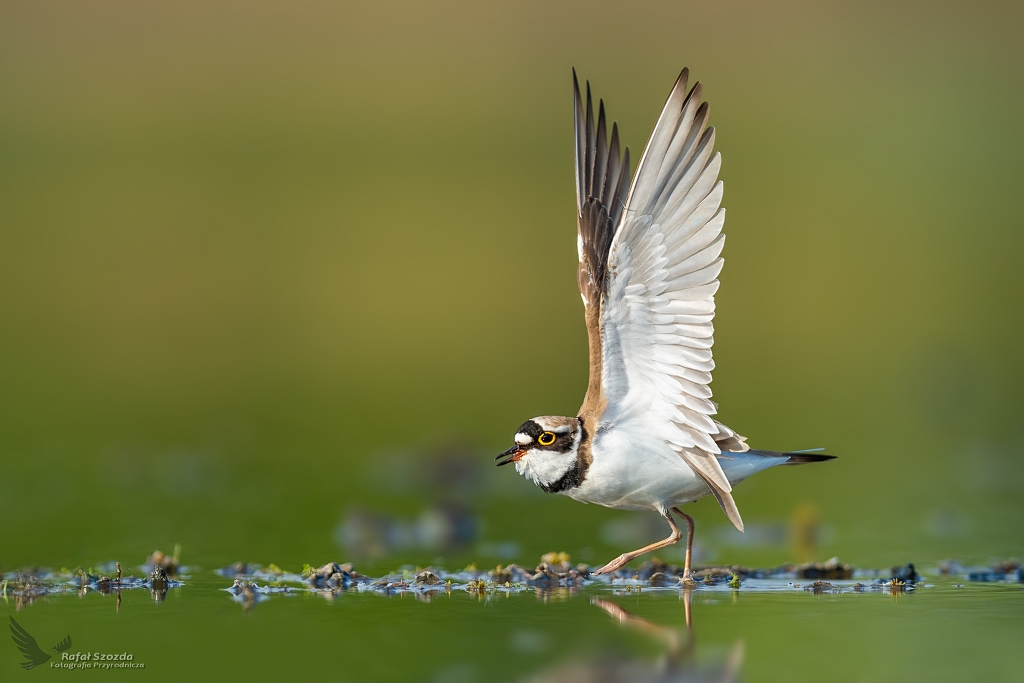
(523, 590, 743, 683)
(591, 595, 689, 660)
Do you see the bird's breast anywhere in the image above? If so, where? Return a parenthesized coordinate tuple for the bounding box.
(567, 432, 708, 511)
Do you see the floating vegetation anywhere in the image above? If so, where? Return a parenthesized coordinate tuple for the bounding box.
(206, 552, 917, 608)
(935, 559, 1023, 583)
(216, 562, 321, 584)
(889, 563, 920, 584)
(647, 571, 673, 587)
(142, 547, 182, 578)
(0, 555, 185, 611)
(414, 570, 441, 586)
(465, 578, 489, 593)
(963, 560, 1022, 583)
(10, 549, 1024, 613)
(790, 557, 854, 580)
(806, 581, 838, 593)
(305, 562, 360, 589)
(222, 579, 295, 611)
(539, 551, 573, 573)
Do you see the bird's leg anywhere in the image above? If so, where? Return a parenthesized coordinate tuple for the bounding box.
(672, 507, 696, 582)
(593, 512, 683, 575)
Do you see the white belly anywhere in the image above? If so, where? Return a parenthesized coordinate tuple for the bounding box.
(567, 431, 711, 513)
(565, 429, 785, 513)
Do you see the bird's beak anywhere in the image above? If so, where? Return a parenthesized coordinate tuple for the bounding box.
(495, 445, 527, 466)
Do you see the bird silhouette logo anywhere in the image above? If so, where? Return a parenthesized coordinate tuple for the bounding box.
(8, 617, 72, 670)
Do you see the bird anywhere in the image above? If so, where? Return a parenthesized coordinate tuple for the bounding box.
(8, 616, 72, 670)
(496, 67, 836, 579)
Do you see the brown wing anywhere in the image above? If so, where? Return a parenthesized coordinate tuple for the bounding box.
(573, 70, 630, 423)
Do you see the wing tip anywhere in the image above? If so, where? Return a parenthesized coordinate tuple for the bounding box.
(675, 67, 689, 90)
(708, 484, 743, 531)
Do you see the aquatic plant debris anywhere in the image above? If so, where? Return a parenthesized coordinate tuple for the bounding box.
(143, 548, 182, 577)
(963, 560, 1022, 582)
(807, 581, 839, 593)
(216, 562, 305, 584)
(0, 556, 185, 610)
(211, 553, 924, 599)
(790, 557, 853, 579)
(4, 553, 1021, 611)
(890, 562, 920, 583)
(414, 570, 442, 585)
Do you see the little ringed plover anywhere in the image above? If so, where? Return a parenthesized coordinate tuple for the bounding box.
(496, 68, 836, 578)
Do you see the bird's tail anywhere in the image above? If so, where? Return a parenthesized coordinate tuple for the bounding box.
(700, 448, 836, 533)
(746, 449, 837, 464)
(783, 452, 836, 464)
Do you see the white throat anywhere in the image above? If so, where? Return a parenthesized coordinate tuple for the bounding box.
(514, 449, 578, 488)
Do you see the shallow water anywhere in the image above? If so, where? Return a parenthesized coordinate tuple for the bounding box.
(3, 559, 1021, 681)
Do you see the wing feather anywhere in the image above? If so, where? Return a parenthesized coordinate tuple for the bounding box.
(573, 70, 632, 421)
(626, 70, 692, 211)
(595, 69, 748, 529)
(574, 72, 630, 308)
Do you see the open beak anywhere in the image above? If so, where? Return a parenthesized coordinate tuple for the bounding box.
(495, 445, 527, 467)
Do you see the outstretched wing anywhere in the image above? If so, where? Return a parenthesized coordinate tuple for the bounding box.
(9, 617, 52, 670)
(573, 70, 630, 422)
(599, 69, 745, 530)
(53, 634, 73, 653)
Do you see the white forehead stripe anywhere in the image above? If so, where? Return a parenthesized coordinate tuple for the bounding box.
(515, 433, 532, 445)
(533, 417, 573, 433)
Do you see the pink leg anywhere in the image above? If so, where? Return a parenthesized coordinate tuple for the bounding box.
(594, 511, 683, 575)
(672, 507, 695, 580)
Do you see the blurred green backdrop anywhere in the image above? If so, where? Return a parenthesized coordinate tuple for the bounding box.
(1, 0, 1022, 573)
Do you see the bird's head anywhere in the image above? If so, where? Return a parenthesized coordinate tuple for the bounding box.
(496, 416, 582, 489)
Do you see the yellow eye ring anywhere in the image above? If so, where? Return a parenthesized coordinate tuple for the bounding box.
(538, 431, 556, 446)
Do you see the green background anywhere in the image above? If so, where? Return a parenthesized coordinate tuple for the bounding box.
(1, 0, 1022, 680)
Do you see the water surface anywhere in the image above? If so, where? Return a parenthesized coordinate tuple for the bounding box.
(4, 560, 1021, 681)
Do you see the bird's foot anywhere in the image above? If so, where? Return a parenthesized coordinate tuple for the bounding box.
(593, 555, 630, 576)
(680, 571, 697, 588)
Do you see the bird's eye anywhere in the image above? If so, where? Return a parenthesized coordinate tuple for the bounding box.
(538, 431, 557, 446)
